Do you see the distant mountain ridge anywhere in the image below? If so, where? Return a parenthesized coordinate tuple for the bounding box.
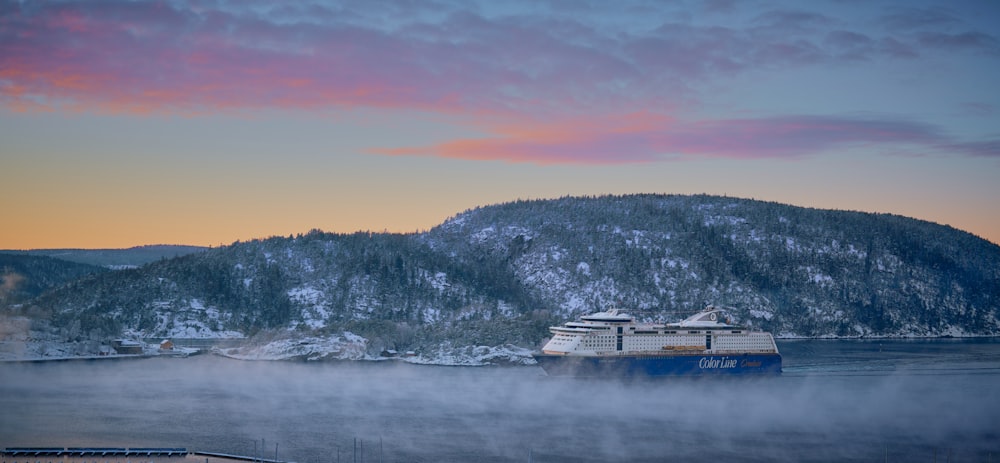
(0, 245, 208, 268)
(6, 195, 999, 361)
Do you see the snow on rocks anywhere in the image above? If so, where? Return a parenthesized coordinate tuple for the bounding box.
(401, 342, 536, 366)
(210, 331, 537, 366)
(213, 332, 368, 361)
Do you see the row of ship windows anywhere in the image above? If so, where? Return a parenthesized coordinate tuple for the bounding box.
(570, 328, 749, 335)
(715, 344, 774, 349)
(715, 337, 774, 347)
(574, 337, 770, 344)
(714, 344, 774, 350)
(661, 330, 744, 334)
(569, 333, 768, 339)
(622, 343, 698, 349)
(581, 329, 745, 334)
(625, 340, 772, 350)
(557, 334, 772, 346)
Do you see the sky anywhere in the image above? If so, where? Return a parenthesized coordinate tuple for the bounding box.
(1, 0, 998, 249)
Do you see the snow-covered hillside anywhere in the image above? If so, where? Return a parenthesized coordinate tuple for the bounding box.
(5, 194, 999, 363)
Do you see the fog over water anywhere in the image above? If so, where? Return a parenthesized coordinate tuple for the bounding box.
(2, 339, 999, 463)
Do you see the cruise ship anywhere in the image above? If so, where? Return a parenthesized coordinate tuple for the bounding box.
(533, 306, 782, 376)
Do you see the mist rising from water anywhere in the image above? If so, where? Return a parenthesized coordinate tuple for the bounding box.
(2, 343, 998, 462)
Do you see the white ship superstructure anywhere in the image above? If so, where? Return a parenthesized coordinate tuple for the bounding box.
(534, 306, 782, 376)
(542, 306, 779, 357)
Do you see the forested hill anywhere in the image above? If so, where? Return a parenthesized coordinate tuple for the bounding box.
(14, 194, 1000, 357)
(0, 254, 106, 307)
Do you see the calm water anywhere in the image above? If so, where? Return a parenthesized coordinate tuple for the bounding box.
(2, 339, 999, 463)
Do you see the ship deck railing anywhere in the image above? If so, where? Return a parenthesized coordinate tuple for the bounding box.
(3, 449, 67, 457)
(3, 448, 187, 458)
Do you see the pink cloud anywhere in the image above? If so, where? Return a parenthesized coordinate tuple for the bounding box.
(2, 1, 997, 164)
(372, 114, 998, 164)
(1, 1, 648, 116)
(9, 0, 988, 115)
(373, 114, 673, 165)
(2, 3, 439, 112)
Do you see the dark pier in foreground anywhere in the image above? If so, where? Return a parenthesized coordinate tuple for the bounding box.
(3, 449, 187, 458)
(191, 452, 280, 463)
(2, 449, 282, 463)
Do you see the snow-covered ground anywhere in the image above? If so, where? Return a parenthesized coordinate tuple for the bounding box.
(0, 333, 538, 366)
(0, 337, 199, 361)
(212, 332, 368, 361)
(211, 332, 537, 366)
(399, 343, 537, 366)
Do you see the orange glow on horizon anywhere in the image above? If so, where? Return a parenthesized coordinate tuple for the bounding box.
(3, 188, 998, 250)
(2, 1, 997, 251)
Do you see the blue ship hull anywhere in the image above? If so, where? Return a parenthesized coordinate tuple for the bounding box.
(533, 353, 782, 377)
